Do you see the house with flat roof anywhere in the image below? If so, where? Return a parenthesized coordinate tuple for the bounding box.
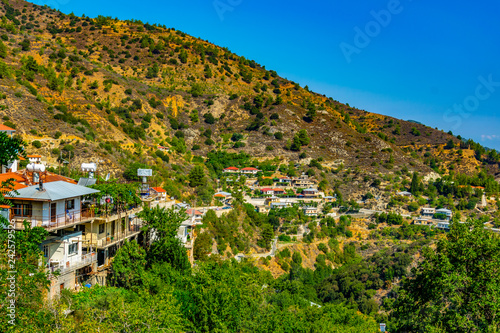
(303, 207, 318, 217)
(41, 230, 97, 299)
(421, 207, 435, 218)
(303, 188, 319, 197)
(435, 208, 453, 221)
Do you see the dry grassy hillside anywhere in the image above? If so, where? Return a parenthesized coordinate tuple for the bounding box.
(0, 0, 497, 190)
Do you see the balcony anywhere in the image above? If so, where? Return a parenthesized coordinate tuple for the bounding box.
(84, 221, 143, 249)
(46, 252, 97, 276)
(93, 206, 143, 223)
(12, 208, 96, 231)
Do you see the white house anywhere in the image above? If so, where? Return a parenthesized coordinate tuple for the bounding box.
(421, 207, 435, 218)
(6, 181, 100, 230)
(303, 207, 318, 216)
(223, 167, 239, 173)
(41, 230, 96, 298)
(435, 208, 452, 221)
(240, 167, 259, 175)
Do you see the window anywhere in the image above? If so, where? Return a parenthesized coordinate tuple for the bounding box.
(13, 203, 32, 217)
(99, 224, 105, 234)
(68, 243, 78, 255)
(66, 199, 75, 210)
(43, 245, 49, 257)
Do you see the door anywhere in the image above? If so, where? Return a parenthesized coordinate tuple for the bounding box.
(50, 203, 57, 223)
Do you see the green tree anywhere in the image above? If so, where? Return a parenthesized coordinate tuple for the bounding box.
(109, 240, 146, 289)
(410, 171, 420, 195)
(139, 207, 190, 273)
(393, 220, 500, 332)
(188, 165, 206, 187)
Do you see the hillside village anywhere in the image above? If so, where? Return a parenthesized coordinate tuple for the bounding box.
(0, 1, 499, 331)
(2, 123, 498, 300)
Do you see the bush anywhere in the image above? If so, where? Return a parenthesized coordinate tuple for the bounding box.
(203, 113, 215, 124)
(274, 132, 283, 140)
(32, 140, 42, 148)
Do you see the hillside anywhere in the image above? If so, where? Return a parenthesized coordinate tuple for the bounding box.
(0, 0, 498, 199)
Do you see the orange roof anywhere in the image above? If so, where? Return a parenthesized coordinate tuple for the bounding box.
(27, 155, 42, 158)
(151, 187, 167, 193)
(0, 205, 10, 209)
(241, 167, 259, 171)
(44, 173, 77, 184)
(224, 167, 239, 171)
(0, 173, 27, 191)
(0, 124, 15, 131)
(214, 194, 226, 197)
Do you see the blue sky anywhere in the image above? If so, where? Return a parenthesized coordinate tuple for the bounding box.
(31, 0, 500, 150)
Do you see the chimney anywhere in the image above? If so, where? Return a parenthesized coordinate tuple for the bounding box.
(39, 179, 44, 191)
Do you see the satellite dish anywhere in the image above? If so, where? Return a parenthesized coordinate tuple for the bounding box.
(105, 173, 110, 181)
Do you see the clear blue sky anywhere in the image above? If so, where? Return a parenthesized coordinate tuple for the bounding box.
(31, 0, 500, 150)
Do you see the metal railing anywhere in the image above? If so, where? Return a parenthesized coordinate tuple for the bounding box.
(84, 222, 143, 248)
(12, 208, 95, 230)
(47, 252, 97, 276)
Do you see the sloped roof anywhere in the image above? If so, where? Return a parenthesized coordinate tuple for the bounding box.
(151, 187, 167, 193)
(5, 181, 100, 201)
(224, 167, 239, 170)
(241, 167, 259, 171)
(0, 124, 15, 131)
(0, 173, 28, 191)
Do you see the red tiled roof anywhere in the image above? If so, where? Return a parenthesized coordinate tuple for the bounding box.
(224, 167, 239, 171)
(273, 188, 285, 192)
(0, 124, 15, 131)
(27, 155, 42, 158)
(186, 208, 202, 216)
(261, 188, 274, 192)
(214, 194, 226, 197)
(151, 187, 167, 193)
(241, 167, 259, 171)
(0, 173, 28, 191)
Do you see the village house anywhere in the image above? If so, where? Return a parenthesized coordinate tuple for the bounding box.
(157, 145, 170, 152)
(27, 154, 42, 164)
(303, 206, 318, 217)
(223, 167, 239, 173)
(397, 191, 413, 197)
(270, 202, 289, 210)
(264, 196, 280, 206)
(435, 208, 453, 221)
(324, 196, 337, 203)
(0, 124, 16, 137)
(151, 187, 168, 201)
(240, 167, 260, 175)
(303, 188, 319, 197)
(273, 188, 285, 195)
(260, 188, 275, 195)
(41, 230, 97, 298)
(278, 176, 293, 184)
(420, 207, 435, 218)
(292, 176, 316, 188)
